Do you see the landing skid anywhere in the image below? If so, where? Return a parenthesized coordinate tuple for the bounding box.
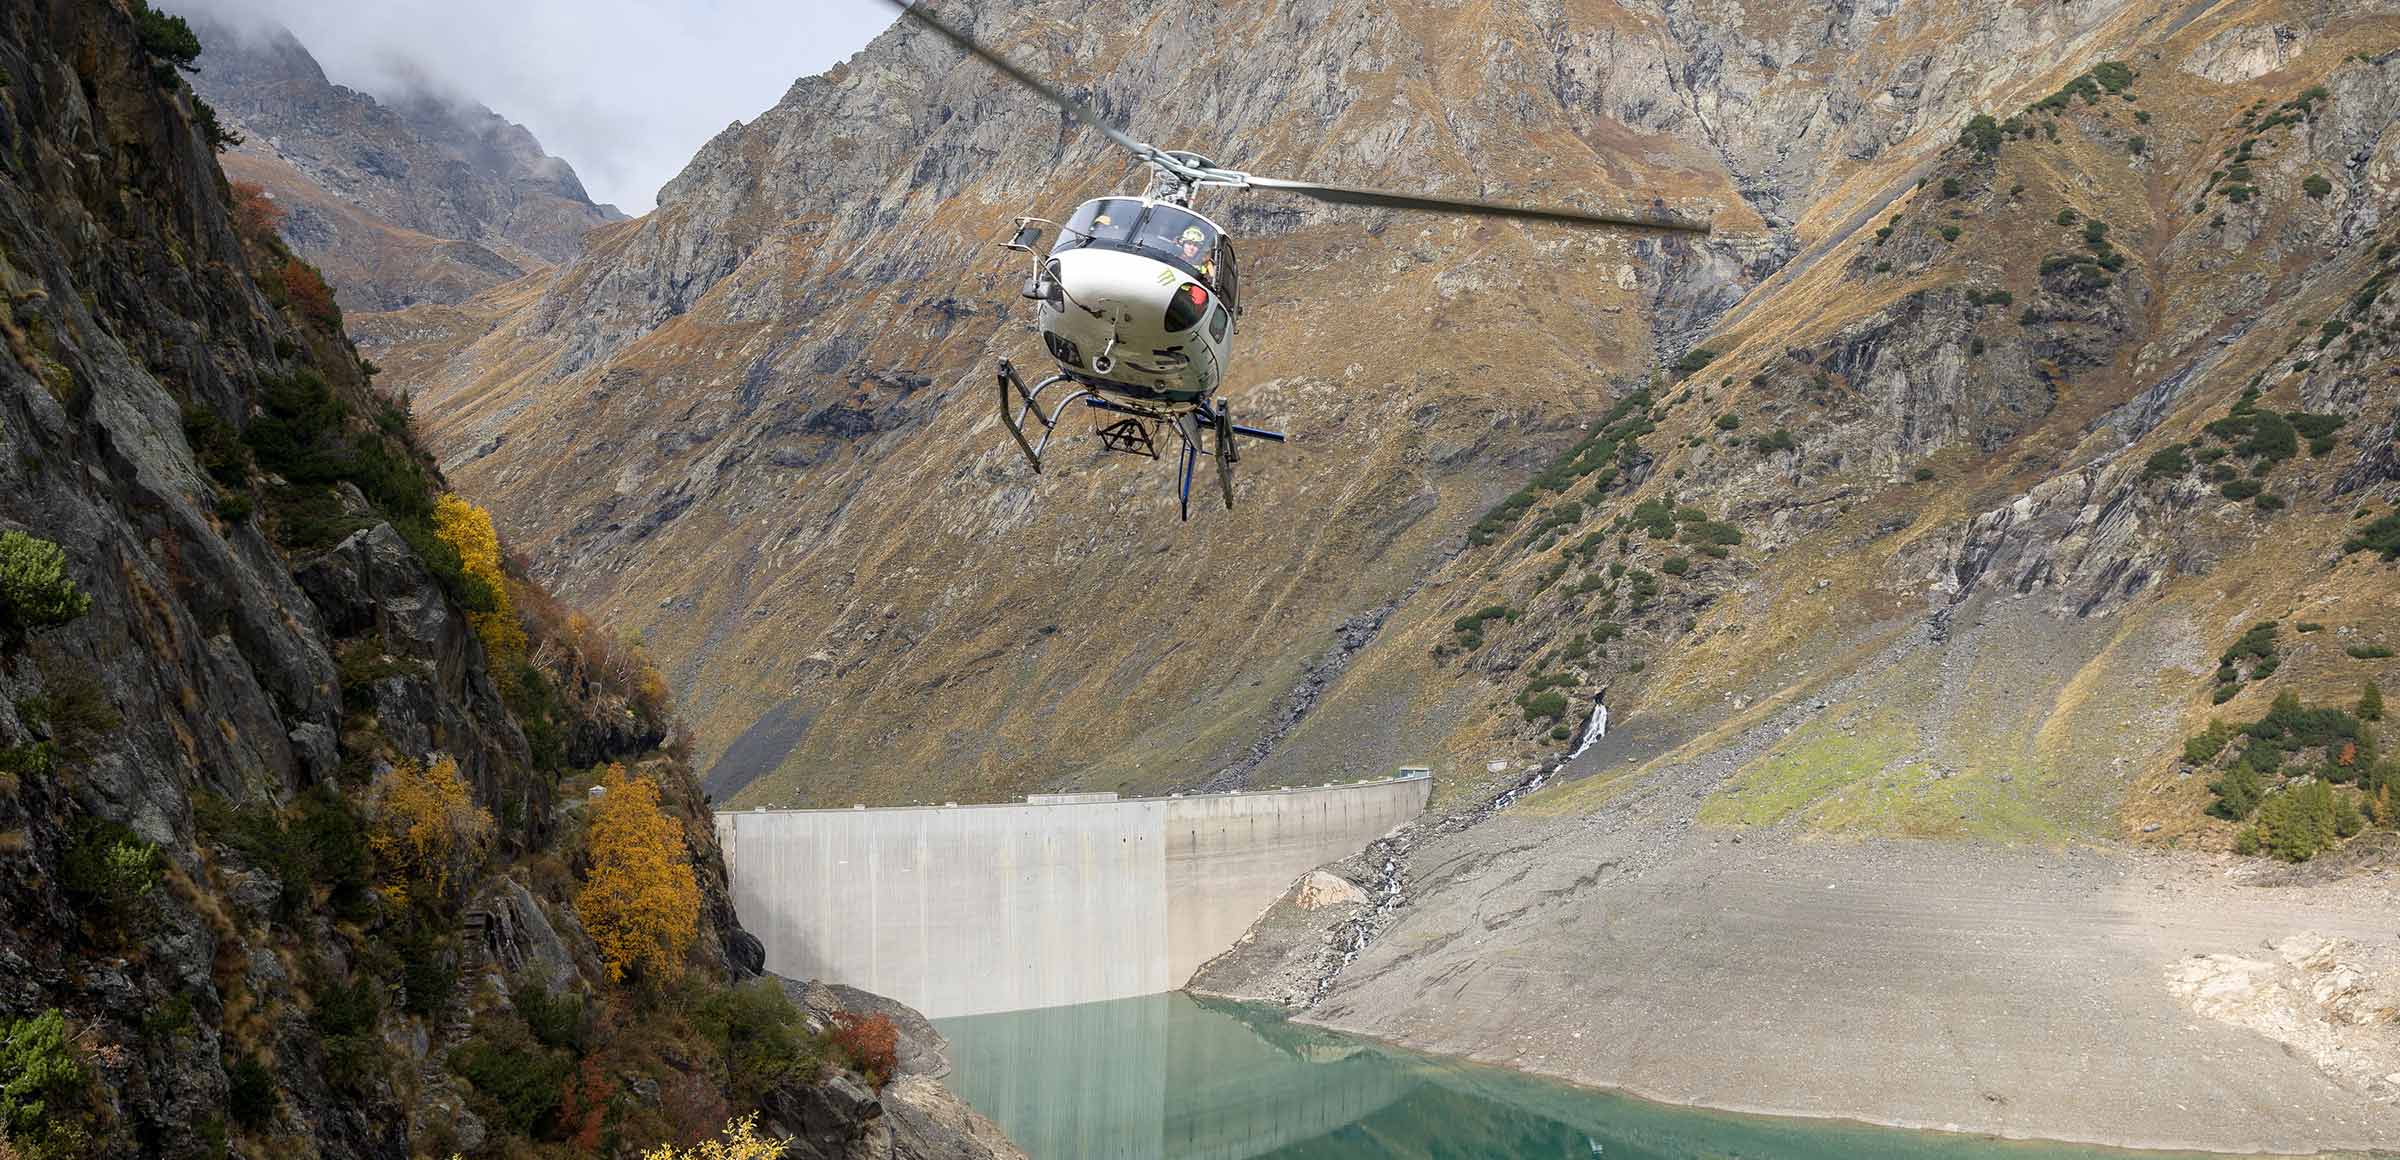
(996, 359, 1284, 519)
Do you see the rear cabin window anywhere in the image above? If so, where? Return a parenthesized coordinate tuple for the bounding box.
(1164, 282, 1211, 333)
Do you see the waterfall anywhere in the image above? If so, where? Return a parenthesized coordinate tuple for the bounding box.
(1568, 696, 1608, 760)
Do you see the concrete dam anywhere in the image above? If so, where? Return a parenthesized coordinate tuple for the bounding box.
(715, 773, 1430, 1017)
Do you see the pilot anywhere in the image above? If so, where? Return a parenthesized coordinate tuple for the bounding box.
(1178, 226, 1215, 280)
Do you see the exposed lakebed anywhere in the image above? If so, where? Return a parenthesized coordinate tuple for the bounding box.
(937, 992, 2232, 1160)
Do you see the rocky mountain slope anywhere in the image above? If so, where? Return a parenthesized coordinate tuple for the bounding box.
(182, 13, 623, 312)
(367, 0, 2400, 851)
(363, 0, 2103, 807)
(0, 3, 1007, 1157)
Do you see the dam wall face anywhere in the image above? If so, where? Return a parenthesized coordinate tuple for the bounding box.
(716, 775, 1429, 1018)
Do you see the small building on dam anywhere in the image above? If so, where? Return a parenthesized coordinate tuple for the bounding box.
(715, 773, 1431, 1017)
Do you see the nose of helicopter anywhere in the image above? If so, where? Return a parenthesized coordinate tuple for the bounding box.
(1041, 248, 1214, 396)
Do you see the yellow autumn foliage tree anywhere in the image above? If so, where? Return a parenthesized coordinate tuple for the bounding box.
(640, 1114, 781, 1160)
(368, 755, 495, 909)
(575, 765, 700, 983)
(432, 493, 526, 670)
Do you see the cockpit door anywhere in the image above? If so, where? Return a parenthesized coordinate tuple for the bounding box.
(1214, 238, 1239, 313)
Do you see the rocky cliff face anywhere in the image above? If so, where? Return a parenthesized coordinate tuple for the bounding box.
(0, 4, 1007, 1156)
(363, 0, 2159, 810)
(182, 14, 623, 311)
(369, 0, 2400, 859)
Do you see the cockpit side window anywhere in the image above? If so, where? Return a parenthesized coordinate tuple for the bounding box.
(1053, 198, 1142, 253)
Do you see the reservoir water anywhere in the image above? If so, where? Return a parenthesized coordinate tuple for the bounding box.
(938, 993, 2223, 1160)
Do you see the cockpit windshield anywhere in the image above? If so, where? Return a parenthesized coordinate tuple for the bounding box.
(1052, 198, 1142, 254)
(1133, 206, 1220, 279)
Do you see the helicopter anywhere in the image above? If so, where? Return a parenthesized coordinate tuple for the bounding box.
(883, 1, 1711, 519)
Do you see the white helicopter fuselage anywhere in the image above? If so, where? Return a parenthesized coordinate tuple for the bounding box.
(1031, 198, 1238, 405)
(1038, 249, 1228, 400)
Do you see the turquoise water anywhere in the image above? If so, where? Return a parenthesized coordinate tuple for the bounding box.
(937, 993, 2226, 1160)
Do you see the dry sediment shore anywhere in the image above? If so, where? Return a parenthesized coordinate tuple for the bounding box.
(1285, 818, 2399, 1155)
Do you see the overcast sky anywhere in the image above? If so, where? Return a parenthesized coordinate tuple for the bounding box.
(167, 0, 900, 212)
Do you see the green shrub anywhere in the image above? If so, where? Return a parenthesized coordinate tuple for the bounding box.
(195, 786, 373, 924)
(59, 819, 160, 937)
(2142, 445, 2190, 478)
(0, 532, 92, 647)
(1521, 692, 1569, 722)
(2090, 61, 2134, 93)
(1549, 724, 1571, 741)
(1753, 428, 1796, 454)
(2221, 478, 2264, 500)
(1672, 348, 1719, 377)
(2210, 764, 2263, 819)
(1630, 497, 1676, 540)
(2254, 493, 2285, 512)
(1, 1009, 92, 1157)
(2302, 174, 2332, 199)
(2346, 515, 2400, 560)
(2296, 623, 2323, 634)
(182, 406, 251, 489)
(227, 1056, 276, 1129)
(1661, 556, 1691, 576)
(1714, 413, 1741, 431)
(2127, 135, 2145, 155)
(2184, 721, 2234, 765)
(2289, 412, 2345, 439)
(2056, 208, 2080, 226)
(449, 1022, 569, 1138)
(398, 929, 459, 1019)
(1939, 225, 1961, 242)
(2212, 683, 2242, 705)
(2221, 622, 2278, 668)
(1681, 520, 1743, 548)
(1914, 466, 1936, 482)
(693, 978, 826, 1105)
(310, 976, 383, 1093)
(1958, 113, 2003, 157)
(1453, 605, 1512, 636)
(1940, 177, 1962, 198)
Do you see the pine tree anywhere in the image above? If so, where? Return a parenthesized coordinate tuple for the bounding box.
(2358, 679, 2384, 723)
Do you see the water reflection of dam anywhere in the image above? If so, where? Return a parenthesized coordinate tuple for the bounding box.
(716, 775, 1429, 1018)
(942, 994, 1425, 1160)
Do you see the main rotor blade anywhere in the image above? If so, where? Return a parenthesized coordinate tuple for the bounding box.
(1243, 175, 1710, 233)
(880, 0, 1153, 161)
